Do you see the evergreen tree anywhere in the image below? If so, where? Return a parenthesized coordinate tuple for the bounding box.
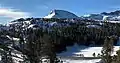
(101, 36, 114, 63)
(92, 52, 96, 57)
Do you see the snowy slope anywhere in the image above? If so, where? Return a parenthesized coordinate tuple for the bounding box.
(44, 9, 79, 18)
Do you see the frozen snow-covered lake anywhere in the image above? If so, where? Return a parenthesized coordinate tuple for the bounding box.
(58, 42, 120, 63)
(58, 44, 120, 57)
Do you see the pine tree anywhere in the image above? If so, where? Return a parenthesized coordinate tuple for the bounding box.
(101, 36, 114, 63)
(92, 52, 96, 57)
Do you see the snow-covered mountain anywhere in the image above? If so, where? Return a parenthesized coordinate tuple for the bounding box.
(44, 9, 79, 18)
(81, 10, 120, 21)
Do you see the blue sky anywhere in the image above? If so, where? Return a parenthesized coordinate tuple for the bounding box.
(0, 0, 120, 24)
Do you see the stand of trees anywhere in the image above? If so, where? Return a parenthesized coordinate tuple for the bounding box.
(101, 36, 120, 63)
(101, 36, 114, 63)
(1, 18, 120, 62)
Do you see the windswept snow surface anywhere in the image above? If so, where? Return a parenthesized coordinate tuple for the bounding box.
(62, 59, 101, 63)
